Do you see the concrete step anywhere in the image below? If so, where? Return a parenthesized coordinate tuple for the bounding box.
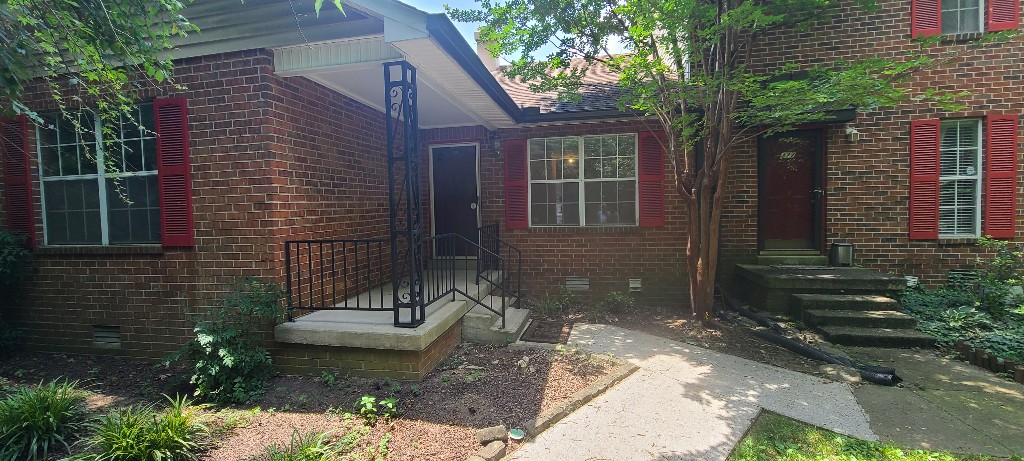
(756, 255, 829, 266)
(804, 309, 917, 329)
(818, 326, 936, 348)
(736, 265, 906, 313)
(792, 294, 899, 312)
(462, 297, 529, 344)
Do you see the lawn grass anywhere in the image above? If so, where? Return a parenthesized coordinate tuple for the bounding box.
(729, 411, 1014, 461)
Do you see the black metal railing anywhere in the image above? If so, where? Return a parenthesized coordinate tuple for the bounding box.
(424, 232, 517, 329)
(284, 239, 389, 321)
(284, 223, 522, 328)
(478, 224, 522, 309)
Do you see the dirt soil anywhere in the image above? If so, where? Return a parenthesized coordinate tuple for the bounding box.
(0, 342, 614, 461)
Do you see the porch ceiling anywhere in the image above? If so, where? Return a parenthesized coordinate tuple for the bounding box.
(274, 35, 516, 130)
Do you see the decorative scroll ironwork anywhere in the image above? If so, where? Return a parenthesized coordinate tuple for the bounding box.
(385, 61, 424, 328)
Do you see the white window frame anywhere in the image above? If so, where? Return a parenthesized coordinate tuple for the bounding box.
(938, 119, 982, 239)
(37, 108, 160, 246)
(527, 133, 639, 228)
(942, 0, 985, 34)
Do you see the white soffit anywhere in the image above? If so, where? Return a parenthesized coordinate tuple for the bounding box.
(392, 37, 517, 129)
(273, 35, 516, 129)
(274, 36, 403, 75)
(274, 37, 491, 129)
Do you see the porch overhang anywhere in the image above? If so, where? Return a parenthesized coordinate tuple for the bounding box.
(270, 3, 519, 130)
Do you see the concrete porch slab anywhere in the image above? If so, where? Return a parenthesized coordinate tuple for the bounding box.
(275, 269, 495, 351)
(274, 298, 471, 351)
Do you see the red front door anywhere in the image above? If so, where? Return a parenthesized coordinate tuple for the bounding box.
(759, 130, 824, 251)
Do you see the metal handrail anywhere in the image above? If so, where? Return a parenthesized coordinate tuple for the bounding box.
(284, 239, 389, 321)
(284, 226, 523, 328)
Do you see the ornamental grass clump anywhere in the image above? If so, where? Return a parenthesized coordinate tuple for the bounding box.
(71, 395, 209, 461)
(257, 429, 367, 461)
(0, 379, 87, 461)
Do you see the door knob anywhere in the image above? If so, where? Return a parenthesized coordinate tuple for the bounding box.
(470, 203, 478, 210)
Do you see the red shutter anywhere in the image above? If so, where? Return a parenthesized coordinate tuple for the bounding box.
(909, 120, 941, 240)
(154, 98, 195, 247)
(988, 0, 1020, 31)
(1, 116, 34, 248)
(638, 131, 666, 228)
(504, 139, 528, 229)
(984, 114, 1018, 238)
(912, 0, 942, 37)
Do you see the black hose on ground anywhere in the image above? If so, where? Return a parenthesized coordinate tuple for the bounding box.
(717, 286, 902, 386)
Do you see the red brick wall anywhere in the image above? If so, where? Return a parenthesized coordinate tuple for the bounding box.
(721, 0, 1024, 286)
(0, 49, 397, 359)
(422, 121, 689, 307)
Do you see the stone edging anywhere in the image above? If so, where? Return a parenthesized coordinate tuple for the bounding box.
(463, 360, 639, 461)
(523, 361, 639, 436)
(954, 341, 1024, 384)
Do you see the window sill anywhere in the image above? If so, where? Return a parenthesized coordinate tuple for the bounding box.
(941, 32, 984, 44)
(34, 245, 164, 256)
(937, 237, 978, 245)
(525, 226, 643, 234)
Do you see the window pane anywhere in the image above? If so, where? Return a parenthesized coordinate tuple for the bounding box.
(142, 138, 157, 172)
(40, 145, 61, 177)
(107, 175, 160, 244)
(939, 179, 977, 236)
(961, 7, 980, 32)
(940, 121, 979, 177)
(529, 139, 546, 161)
(44, 179, 101, 244)
(530, 183, 579, 226)
(584, 181, 636, 226)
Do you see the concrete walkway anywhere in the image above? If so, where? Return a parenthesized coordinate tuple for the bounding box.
(843, 347, 1024, 458)
(508, 324, 875, 461)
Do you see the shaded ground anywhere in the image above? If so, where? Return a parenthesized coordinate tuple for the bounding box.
(539, 303, 825, 376)
(730, 411, 999, 461)
(0, 343, 614, 461)
(842, 347, 1024, 458)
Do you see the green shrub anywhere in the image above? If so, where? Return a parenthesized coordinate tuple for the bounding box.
(0, 229, 29, 293)
(71, 395, 209, 461)
(164, 277, 283, 404)
(900, 240, 1024, 364)
(257, 429, 368, 461)
(354, 395, 397, 425)
(0, 379, 86, 461)
(532, 286, 578, 318)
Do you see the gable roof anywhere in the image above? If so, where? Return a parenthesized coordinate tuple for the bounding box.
(492, 59, 625, 115)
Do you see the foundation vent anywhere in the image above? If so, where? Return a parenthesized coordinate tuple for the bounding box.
(92, 325, 122, 349)
(565, 276, 590, 291)
(628, 278, 643, 292)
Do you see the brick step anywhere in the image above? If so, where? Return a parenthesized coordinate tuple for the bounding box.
(804, 309, 917, 329)
(792, 294, 899, 312)
(817, 326, 936, 348)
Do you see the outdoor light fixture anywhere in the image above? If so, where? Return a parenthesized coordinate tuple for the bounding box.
(845, 126, 861, 142)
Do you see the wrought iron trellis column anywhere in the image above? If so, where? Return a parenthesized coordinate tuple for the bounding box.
(384, 61, 424, 328)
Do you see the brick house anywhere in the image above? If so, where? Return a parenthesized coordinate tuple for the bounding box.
(0, 0, 1020, 376)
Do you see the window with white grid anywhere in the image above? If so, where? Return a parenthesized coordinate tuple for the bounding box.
(38, 105, 160, 245)
(528, 134, 637, 227)
(938, 119, 982, 237)
(942, 0, 984, 34)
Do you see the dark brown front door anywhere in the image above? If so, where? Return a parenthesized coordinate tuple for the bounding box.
(432, 145, 479, 256)
(759, 130, 824, 252)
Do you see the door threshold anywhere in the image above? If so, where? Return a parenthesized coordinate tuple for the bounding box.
(759, 250, 822, 256)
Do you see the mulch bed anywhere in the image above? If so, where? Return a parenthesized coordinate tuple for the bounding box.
(519, 320, 573, 344)
(0, 343, 615, 461)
